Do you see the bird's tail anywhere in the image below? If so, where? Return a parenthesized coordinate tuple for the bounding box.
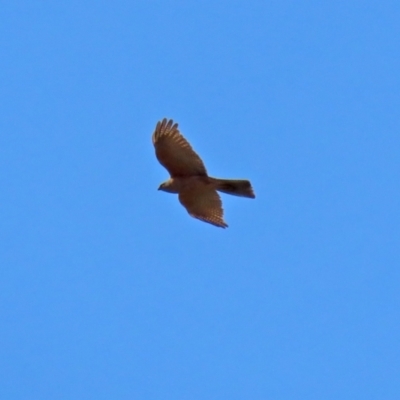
(211, 178, 255, 198)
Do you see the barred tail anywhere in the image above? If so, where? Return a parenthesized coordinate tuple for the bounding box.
(212, 178, 255, 198)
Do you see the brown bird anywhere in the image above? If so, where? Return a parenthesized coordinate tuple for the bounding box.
(152, 118, 255, 228)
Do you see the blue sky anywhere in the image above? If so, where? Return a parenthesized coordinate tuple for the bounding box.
(1, 1, 399, 399)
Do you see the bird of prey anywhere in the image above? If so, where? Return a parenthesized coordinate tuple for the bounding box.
(152, 118, 255, 228)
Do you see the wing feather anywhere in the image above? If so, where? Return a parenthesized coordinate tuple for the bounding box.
(152, 118, 207, 177)
(179, 185, 227, 228)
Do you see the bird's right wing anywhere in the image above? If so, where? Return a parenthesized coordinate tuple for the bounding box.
(179, 186, 228, 228)
(152, 118, 207, 177)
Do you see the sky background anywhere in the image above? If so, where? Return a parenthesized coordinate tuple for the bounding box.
(1, 1, 399, 399)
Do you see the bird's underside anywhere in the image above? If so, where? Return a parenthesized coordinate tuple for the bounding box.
(152, 118, 255, 228)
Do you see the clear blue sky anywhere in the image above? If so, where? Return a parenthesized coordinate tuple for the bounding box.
(1, 1, 399, 399)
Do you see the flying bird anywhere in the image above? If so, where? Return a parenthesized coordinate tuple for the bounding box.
(152, 118, 255, 228)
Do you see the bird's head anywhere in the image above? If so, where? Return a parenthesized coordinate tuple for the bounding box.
(157, 179, 175, 193)
(158, 182, 167, 191)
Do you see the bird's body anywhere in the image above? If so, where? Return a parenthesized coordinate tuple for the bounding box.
(159, 176, 253, 197)
(152, 118, 255, 228)
(158, 176, 209, 194)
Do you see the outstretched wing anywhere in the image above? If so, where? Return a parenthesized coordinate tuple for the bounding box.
(152, 118, 207, 177)
(179, 185, 228, 228)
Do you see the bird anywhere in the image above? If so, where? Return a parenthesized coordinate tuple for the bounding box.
(152, 118, 255, 228)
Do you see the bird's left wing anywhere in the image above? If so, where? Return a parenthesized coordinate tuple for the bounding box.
(152, 118, 207, 177)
